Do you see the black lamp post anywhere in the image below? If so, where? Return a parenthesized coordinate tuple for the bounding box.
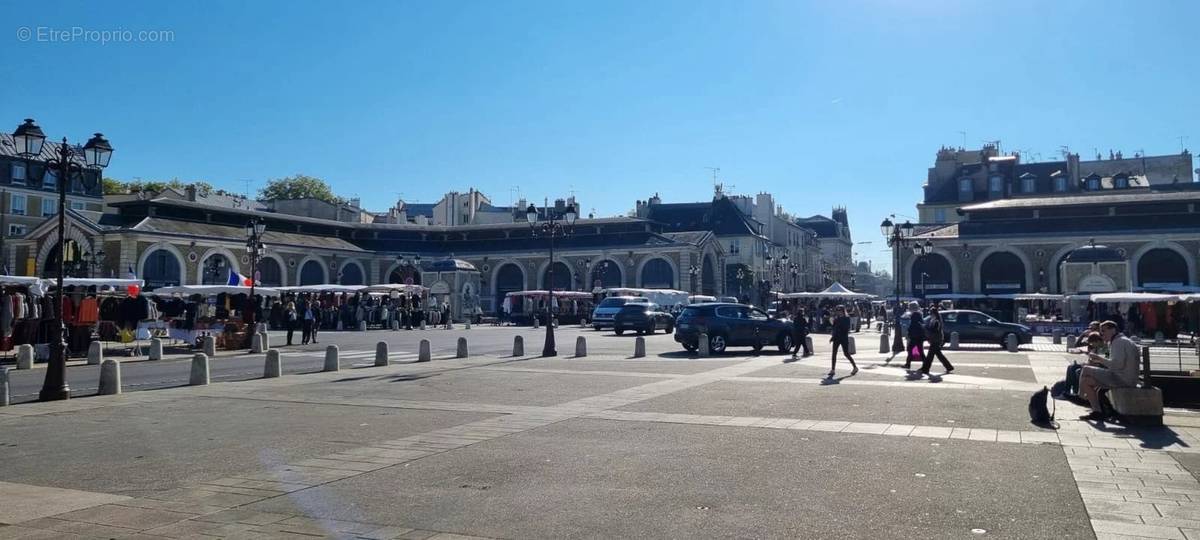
(80, 250, 106, 278)
(12, 119, 112, 402)
(912, 239, 932, 298)
(244, 218, 266, 333)
(880, 216, 916, 353)
(735, 267, 746, 302)
(688, 264, 699, 294)
(527, 202, 577, 356)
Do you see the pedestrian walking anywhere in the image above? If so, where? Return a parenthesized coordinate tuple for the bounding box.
(920, 306, 954, 374)
(301, 303, 315, 345)
(284, 301, 297, 346)
(904, 302, 927, 371)
(829, 305, 859, 377)
(791, 307, 811, 358)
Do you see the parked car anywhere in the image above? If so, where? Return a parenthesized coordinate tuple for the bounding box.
(673, 303, 793, 354)
(613, 303, 675, 335)
(909, 309, 1033, 348)
(592, 296, 646, 330)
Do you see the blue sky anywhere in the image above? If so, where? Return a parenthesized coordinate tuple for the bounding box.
(3, 0, 1197, 271)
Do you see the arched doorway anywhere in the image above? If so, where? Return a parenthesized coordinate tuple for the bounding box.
(42, 239, 83, 278)
(980, 251, 1027, 294)
(257, 257, 283, 287)
(911, 253, 952, 296)
(142, 248, 182, 290)
(494, 263, 525, 313)
(641, 258, 674, 289)
(590, 260, 622, 290)
(340, 262, 365, 285)
(388, 265, 422, 285)
(542, 261, 572, 291)
(701, 255, 717, 295)
(200, 253, 235, 285)
(1138, 248, 1189, 289)
(299, 260, 326, 286)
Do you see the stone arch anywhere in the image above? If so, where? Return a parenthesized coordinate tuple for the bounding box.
(638, 256, 677, 289)
(493, 262, 526, 312)
(536, 258, 575, 290)
(1132, 242, 1194, 289)
(974, 246, 1034, 294)
(295, 255, 327, 286)
(35, 226, 93, 276)
(385, 261, 423, 285)
(904, 248, 959, 295)
(255, 254, 286, 287)
(701, 253, 717, 295)
(138, 242, 187, 290)
(338, 259, 366, 285)
(588, 258, 624, 289)
(196, 246, 241, 285)
(1046, 243, 1082, 294)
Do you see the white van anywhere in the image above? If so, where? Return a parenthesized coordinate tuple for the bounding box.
(591, 296, 647, 329)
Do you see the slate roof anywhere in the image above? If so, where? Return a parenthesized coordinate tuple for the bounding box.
(959, 184, 1200, 211)
(794, 215, 840, 238)
(646, 197, 761, 237)
(911, 223, 959, 239)
(130, 217, 367, 252)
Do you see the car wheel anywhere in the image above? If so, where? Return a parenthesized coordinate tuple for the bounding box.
(709, 334, 727, 354)
(778, 333, 793, 353)
(682, 343, 697, 352)
(664, 321, 674, 334)
(646, 322, 656, 335)
(752, 342, 763, 353)
(615, 328, 624, 336)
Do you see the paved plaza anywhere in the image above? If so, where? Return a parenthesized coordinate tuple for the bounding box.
(1, 327, 1199, 539)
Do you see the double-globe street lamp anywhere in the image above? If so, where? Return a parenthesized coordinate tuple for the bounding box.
(912, 239, 933, 299)
(11, 118, 113, 402)
(244, 218, 266, 336)
(526, 202, 577, 357)
(688, 264, 699, 294)
(880, 216, 915, 353)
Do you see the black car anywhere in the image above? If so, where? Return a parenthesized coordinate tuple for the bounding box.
(673, 303, 793, 354)
(613, 303, 675, 335)
(910, 309, 1033, 348)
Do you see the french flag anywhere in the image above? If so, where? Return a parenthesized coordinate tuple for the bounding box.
(226, 268, 254, 287)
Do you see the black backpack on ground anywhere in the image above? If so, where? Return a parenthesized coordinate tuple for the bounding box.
(1029, 386, 1058, 428)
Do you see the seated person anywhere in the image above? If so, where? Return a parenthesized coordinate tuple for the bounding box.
(1073, 321, 1100, 348)
(1078, 321, 1140, 421)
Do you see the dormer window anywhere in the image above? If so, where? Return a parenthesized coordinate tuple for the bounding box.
(1087, 177, 1100, 190)
(1054, 176, 1067, 192)
(1020, 174, 1035, 194)
(1114, 175, 1128, 189)
(988, 175, 1004, 194)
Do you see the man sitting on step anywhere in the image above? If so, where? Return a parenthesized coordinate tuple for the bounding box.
(1078, 320, 1140, 421)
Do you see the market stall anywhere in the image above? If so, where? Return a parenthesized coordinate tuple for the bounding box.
(150, 284, 280, 348)
(0, 275, 50, 361)
(503, 290, 594, 326)
(597, 288, 691, 311)
(56, 277, 147, 355)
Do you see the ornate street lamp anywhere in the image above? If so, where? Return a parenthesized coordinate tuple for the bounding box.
(244, 218, 266, 335)
(527, 202, 577, 356)
(688, 264, 699, 294)
(881, 215, 918, 353)
(80, 250, 106, 278)
(912, 239, 932, 298)
(12, 119, 112, 401)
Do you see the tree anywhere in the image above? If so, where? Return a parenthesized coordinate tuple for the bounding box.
(258, 174, 341, 203)
(102, 177, 126, 195)
(101, 178, 214, 196)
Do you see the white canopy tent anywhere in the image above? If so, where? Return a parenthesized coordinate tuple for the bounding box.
(60, 277, 144, 289)
(1088, 292, 1181, 303)
(360, 283, 428, 295)
(276, 284, 365, 294)
(151, 285, 282, 297)
(780, 282, 872, 300)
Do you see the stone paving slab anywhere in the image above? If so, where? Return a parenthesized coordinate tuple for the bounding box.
(0, 482, 131, 525)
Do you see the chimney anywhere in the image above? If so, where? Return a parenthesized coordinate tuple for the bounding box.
(185, 184, 197, 201)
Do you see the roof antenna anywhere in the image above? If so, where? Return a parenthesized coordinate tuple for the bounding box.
(957, 131, 966, 148)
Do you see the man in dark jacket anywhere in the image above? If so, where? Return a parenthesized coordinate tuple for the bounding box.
(920, 306, 954, 374)
(791, 307, 811, 358)
(904, 302, 926, 371)
(829, 305, 858, 377)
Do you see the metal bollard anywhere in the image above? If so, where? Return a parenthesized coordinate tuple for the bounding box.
(575, 336, 587, 357)
(698, 333, 710, 357)
(87, 341, 103, 366)
(375, 341, 389, 367)
(16, 344, 33, 370)
(190, 353, 210, 385)
(512, 335, 524, 356)
(98, 359, 122, 395)
(149, 338, 163, 361)
(1005, 333, 1018, 352)
(264, 349, 282, 378)
(419, 339, 431, 362)
(202, 335, 216, 357)
(0, 368, 9, 406)
(323, 345, 340, 372)
(950, 332, 960, 350)
(879, 332, 889, 353)
(1052, 329, 1062, 345)
(633, 337, 646, 358)
(456, 337, 468, 358)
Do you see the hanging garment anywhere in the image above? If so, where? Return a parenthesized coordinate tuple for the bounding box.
(76, 296, 100, 325)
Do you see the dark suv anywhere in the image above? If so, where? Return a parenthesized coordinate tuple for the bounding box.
(673, 303, 793, 354)
(613, 303, 675, 335)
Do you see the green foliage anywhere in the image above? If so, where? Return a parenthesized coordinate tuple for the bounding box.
(258, 174, 342, 203)
(101, 178, 214, 196)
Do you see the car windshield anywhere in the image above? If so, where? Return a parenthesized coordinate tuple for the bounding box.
(598, 298, 628, 308)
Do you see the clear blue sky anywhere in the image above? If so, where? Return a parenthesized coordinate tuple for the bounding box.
(3, 0, 1197, 271)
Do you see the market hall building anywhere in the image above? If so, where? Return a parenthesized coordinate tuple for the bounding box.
(9, 195, 727, 320)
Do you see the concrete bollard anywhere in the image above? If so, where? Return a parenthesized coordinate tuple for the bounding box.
(87, 341, 103, 366)
(190, 353, 210, 385)
(465, 320, 471, 330)
(552, 318, 559, 328)
(419, 339, 431, 362)
(149, 338, 163, 361)
(323, 345, 340, 372)
(98, 358, 121, 395)
(512, 335, 524, 356)
(533, 317, 540, 329)
(950, 332, 960, 350)
(337, 320, 344, 331)
(847, 336, 856, 355)
(1052, 329, 1062, 345)
(456, 337, 468, 358)
(264, 350, 282, 378)
(391, 319, 400, 331)
(575, 336, 587, 357)
(0, 368, 9, 406)
(1154, 332, 1165, 346)
(805, 335, 814, 356)
(420, 321, 427, 331)
(1005, 333, 1019, 352)
(698, 333, 710, 357)
(633, 336, 646, 358)
(375, 341, 389, 367)
(358, 320, 368, 332)
(16, 344, 33, 370)
(879, 332, 889, 353)
(251, 333, 266, 354)
(1066, 335, 1075, 351)
(202, 335, 216, 357)
(260, 332, 270, 350)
